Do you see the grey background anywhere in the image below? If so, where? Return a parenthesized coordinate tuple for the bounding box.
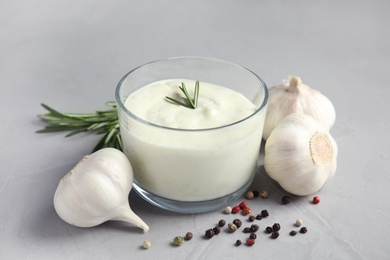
(1, 0, 389, 259)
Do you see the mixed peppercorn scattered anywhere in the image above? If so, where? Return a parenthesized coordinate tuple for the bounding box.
(145, 191, 319, 250)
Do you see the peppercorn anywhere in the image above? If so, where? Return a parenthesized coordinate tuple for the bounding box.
(265, 226, 273, 233)
(281, 195, 291, 205)
(261, 209, 269, 218)
(239, 201, 248, 209)
(272, 223, 281, 232)
(173, 236, 184, 246)
(300, 227, 308, 234)
(295, 219, 303, 227)
(218, 219, 226, 227)
(246, 239, 255, 246)
(255, 214, 262, 220)
(232, 206, 241, 214)
(271, 231, 279, 239)
(243, 227, 251, 233)
(313, 196, 320, 204)
(213, 226, 221, 235)
(252, 190, 259, 198)
(290, 230, 297, 236)
(248, 215, 256, 222)
(246, 191, 254, 199)
(185, 232, 193, 240)
(205, 229, 215, 239)
(242, 207, 251, 216)
(142, 240, 151, 249)
(250, 224, 260, 232)
(249, 233, 257, 240)
(228, 223, 238, 233)
(233, 219, 242, 228)
(260, 190, 268, 198)
(235, 239, 242, 246)
(225, 206, 232, 214)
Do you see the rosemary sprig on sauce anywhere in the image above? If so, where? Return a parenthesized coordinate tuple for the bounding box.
(165, 80, 200, 109)
(36, 101, 121, 152)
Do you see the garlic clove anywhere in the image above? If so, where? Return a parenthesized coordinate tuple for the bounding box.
(264, 113, 338, 196)
(262, 76, 336, 140)
(54, 148, 149, 232)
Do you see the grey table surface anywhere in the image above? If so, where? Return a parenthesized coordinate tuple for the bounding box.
(1, 0, 389, 259)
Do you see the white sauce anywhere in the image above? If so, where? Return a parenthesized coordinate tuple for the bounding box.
(120, 79, 266, 201)
(125, 79, 257, 129)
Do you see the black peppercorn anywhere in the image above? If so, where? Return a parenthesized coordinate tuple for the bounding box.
(271, 231, 279, 239)
(185, 232, 193, 240)
(205, 228, 215, 238)
(243, 227, 251, 233)
(300, 227, 308, 234)
(252, 190, 259, 198)
(233, 219, 242, 228)
(213, 226, 221, 235)
(255, 214, 262, 220)
(235, 239, 242, 246)
(261, 209, 269, 218)
(265, 226, 273, 233)
(272, 223, 281, 231)
(290, 230, 297, 236)
(218, 219, 226, 227)
(281, 195, 291, 205)
(249, 233, 257, 240)
(250, 224, 260, 232)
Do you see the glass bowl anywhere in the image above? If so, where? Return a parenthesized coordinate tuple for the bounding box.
(116, 56, 268, 213)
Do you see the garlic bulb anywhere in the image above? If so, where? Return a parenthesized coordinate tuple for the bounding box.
(54, 148, 149, 232)
(264, 113, 337, 196)
(262, 76, 336, 140)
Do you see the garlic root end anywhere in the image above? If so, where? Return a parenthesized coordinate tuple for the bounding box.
(113, 206, 150, 232)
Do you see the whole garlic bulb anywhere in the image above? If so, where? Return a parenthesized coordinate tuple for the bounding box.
(264, 113, 338, 196)
(262, 76, 336, 140)
(54, 148, 149, 232)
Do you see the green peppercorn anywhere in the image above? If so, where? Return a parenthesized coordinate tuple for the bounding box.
(228, 223, 238, 233)
(173, 236, 184, 246)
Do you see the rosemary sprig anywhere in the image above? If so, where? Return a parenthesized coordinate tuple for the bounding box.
(36, 101, 121, 152)
(165, 80, 200, 109)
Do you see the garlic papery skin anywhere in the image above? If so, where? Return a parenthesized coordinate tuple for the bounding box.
(264, 113, 338, 196)
(262, 76, 336, 140)
(53, 148, 149, 232)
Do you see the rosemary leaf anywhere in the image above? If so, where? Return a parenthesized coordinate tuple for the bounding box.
(37, 102, 122, 152)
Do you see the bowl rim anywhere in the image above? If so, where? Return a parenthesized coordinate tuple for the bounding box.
(115, 56, 269, 132)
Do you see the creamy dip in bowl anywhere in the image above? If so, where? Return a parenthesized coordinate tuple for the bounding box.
(116, 57, 268, 213)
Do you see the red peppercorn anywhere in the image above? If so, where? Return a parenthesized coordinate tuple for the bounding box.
(313, 196, 320, 204)
(239, 201, 248, 209)
(242, 207, 251, 216)
(246, 239, 255, 246)
(231, 206, 241, 214)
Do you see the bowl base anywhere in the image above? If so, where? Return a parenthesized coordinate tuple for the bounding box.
(132, 175, 255, 214)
